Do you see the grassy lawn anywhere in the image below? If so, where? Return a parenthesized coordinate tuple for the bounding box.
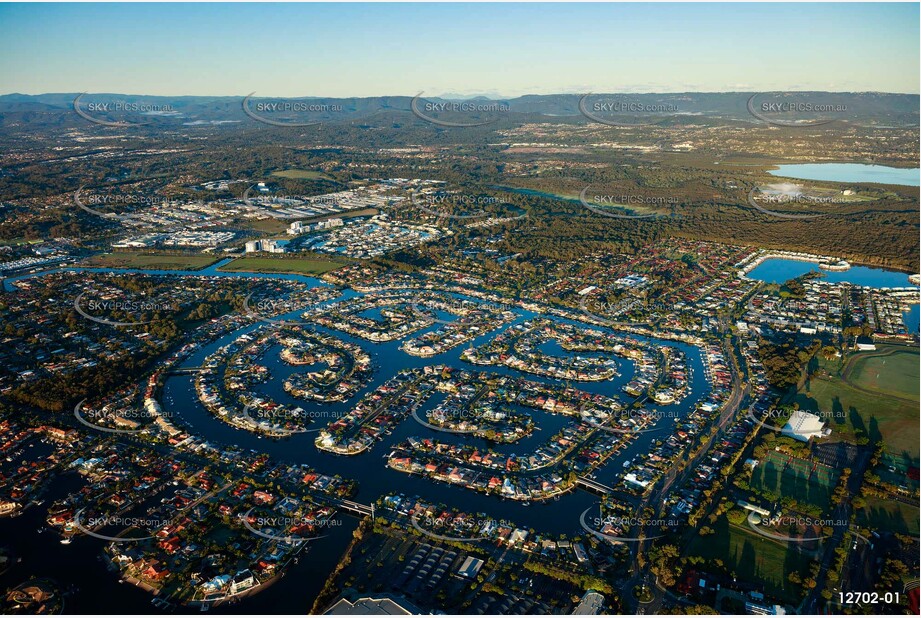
(749, 451, 838, 511)
(795, 374, 919, 463)
(218, 256, 347, 275)
(847, 347, 919, 402)
(80, 252, 219, 270)
(270, 169, 334, 181)
(855, 496, 920, 536)
(687, 515, 813, 603)
(242, 219, 291, 234)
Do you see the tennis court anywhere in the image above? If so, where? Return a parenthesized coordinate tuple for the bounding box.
(749, 450, 840, 510)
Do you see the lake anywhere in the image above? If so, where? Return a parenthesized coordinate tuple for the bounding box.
(904, 305, 920, 335)
(158, 298, 710, 537)
(768, 163, 920, 187)
(0, 471, 358, 614)
(5, 263, 714, 610)
(746, 258, 916, 289)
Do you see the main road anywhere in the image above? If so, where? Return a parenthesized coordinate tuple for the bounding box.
(622, 333, 749, 613)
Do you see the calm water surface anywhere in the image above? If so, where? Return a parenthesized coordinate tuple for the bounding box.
(768, 163, 920, 187)
(747, 259, 915, 289)
(3, 264, 711, 612)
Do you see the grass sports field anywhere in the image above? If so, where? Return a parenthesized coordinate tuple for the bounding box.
(748, 450, 838, 510)
(218, 256, 347, 275)
(270, 169, 335, 180)
(856, 497, 920, 536)
(847, 347, 919, 402)
(795, 346, 919, 463)
(243, 218, 290, 234)
(688, 515, 813, 602)
(80, 252, 219, 270)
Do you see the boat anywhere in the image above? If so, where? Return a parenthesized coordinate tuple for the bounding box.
(60, 537, 72, 545)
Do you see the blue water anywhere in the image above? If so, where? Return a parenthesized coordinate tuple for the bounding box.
(768, 163, 920, 187)
(160, 300, 709, 534)
(0, 470, 358, 614)
(1, 260, 714, 611)
(747, 258, 915, 289)
(904, 305, 920, 335)
(4, 262, 711, 531)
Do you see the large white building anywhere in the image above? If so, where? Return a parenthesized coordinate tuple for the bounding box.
(244, 239, 288, 253)
(288, 218, 344, 235)
(324, 595, 419, 615)
(781, 410, 827, 442)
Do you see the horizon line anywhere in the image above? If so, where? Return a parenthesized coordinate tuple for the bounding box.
(4, 89, 920, 99)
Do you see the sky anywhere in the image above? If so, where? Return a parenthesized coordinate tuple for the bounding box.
(1, 3, 918, 97)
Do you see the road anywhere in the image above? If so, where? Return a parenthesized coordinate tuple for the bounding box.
(621, 334, 749, 613)
(800, 447, 872, 614)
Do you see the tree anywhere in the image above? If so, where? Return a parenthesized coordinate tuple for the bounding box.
(648, 544, 682, 588)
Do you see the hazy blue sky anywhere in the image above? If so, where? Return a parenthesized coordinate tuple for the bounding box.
(1, 3, 918, 96)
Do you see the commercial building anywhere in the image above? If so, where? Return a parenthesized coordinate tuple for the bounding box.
(781, 410, 827, 442)
(324, 595, 420, 615)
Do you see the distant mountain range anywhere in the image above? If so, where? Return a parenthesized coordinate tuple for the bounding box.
(1, 91, 917, 127)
